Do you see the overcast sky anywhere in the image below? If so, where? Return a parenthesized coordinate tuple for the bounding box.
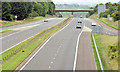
(52, 0, 120, 4)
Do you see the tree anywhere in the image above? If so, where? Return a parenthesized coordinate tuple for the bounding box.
(2, 2, 12, 21)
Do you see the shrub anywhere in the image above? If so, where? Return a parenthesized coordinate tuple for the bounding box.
(29, 11, 39, 17)
(108, 45, 118, 60)
(100, 12, 108, 18)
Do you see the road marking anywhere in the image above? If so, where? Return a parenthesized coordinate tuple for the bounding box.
(53, 57, 56, 60)
(73, 24, 84, 71)
(51, 62, 53, 64)
(83, 26, 92, 32)
(49, 66, 51, 69)
(92, 34, 104, 72)
(19, 18, 73, 70)
(0, 19, 66, 54)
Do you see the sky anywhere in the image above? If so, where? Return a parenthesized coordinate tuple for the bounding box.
(52, 0, 120, 4)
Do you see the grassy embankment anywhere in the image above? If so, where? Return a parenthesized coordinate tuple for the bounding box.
(91, 33, 118, 70)
(89, 14, 120, 30)
(1, 18, 71, 71)
(0, 14, 56, 27)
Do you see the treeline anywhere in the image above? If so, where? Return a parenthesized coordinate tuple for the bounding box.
(2, 2, 55, 21)
(87, 2, 120, 21)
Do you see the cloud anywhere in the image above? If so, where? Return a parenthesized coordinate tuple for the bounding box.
(52, 0, 120, 4)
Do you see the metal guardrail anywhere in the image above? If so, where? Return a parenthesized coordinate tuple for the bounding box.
(92, 33, 104, 72)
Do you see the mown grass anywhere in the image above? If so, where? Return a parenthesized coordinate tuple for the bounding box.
(97, 18, 120, 30)
(94, 33, 118, 70)
(89, 14, 120, 30)
(1, 18, 71, 70)
(0, 15, 56, 27)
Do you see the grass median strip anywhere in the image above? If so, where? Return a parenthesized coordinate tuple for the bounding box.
(1, 18, 71, 70)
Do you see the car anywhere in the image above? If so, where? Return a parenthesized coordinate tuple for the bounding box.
(91, 22, 96, 26)
(78, 20, 82, 23)
(76, 23, 82, 28)
(80, 16, 83, 18)
(44, 19, 48, 22)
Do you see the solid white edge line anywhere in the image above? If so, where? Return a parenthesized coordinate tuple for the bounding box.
(73, 24, 84, 71)
(19, 18, 73, 70)
(0, 18, 66, 54)
(92, 34, 104, 72)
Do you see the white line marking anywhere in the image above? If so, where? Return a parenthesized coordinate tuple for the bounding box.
(73, 24, 84, 71)
(0, 19, 66, 54)
(19, 18, 73, 70)
(92, 34, 104, 72)
(49, 66, 51, 69)
(53, 57, 56, 60)
(51, 62, 53, 64)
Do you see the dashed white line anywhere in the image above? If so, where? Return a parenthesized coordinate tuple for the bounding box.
(19, 18, 73, 70)
(73, 24, 84, 70)
(0, 19, 66, 54)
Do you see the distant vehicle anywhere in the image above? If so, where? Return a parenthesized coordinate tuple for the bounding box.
(78, 20, 82, 23)
(80, 16, 82, 18)
(44, 19, 48, 22)
(91, 23, 96, 26)
(76, 23, 82, 28)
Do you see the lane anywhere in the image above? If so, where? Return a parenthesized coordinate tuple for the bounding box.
(21, 18, 84, 70)
(0, 18, 56, 32)
(1, 18, 66, 54)
(76, 31, 97, 70)
(84, 18, 118, 36)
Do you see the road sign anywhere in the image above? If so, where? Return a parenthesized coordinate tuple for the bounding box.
(98, 5, 106, 17)
(15, 15, 17, 19)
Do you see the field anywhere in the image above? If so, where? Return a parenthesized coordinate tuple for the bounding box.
(94, 34, 118, 70)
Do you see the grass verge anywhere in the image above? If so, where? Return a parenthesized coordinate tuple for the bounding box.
(0, 30, 13, 34)
(1, 17, 71, 70)
(0, 15, 56, 27)
(97, 18, 120, 30)
(91, 33, 101, 70)
(94, 33, 118, 70)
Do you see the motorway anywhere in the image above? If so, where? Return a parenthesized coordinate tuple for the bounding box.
(1, 18, 66, 54)
(20, 18, 83, 70)
(2, 17, 118, 70)
(17, 18, 97, 70)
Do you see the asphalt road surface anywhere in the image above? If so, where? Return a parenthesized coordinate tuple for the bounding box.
(84, 18, 118, 36)
(1, 18, 66, 54)
(20, 18, 117, 70)
(21, 18, 84, 70)
(0, 18, 56, 32)
(75, 32, 97, 70)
